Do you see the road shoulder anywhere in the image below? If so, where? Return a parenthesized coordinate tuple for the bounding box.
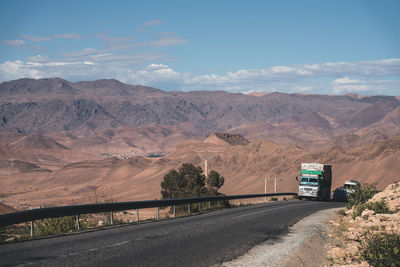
(222, 207, 341, 267)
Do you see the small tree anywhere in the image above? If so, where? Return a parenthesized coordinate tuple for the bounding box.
(206, 170, 224, 195)
(161, 169, 182, 199)
(160, 163, 225, 214)
(161, 163, 206, 199)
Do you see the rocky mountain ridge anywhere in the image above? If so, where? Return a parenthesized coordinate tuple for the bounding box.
(1, 78, 399, 153)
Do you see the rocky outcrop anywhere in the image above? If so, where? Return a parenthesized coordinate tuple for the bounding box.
(327, 182, 400, 266)
(215, 132, 249, 146)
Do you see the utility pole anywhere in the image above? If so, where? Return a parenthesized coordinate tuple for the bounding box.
(193, 150, 223, 177)
(264, 178, 267, 202)
(264, 178, 282, 202)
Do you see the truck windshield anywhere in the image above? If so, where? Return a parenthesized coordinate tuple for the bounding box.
(344, 184, 357, 189)
(300, 177, 319, 185)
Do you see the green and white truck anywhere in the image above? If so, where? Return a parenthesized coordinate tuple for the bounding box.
(297, 163, 332, 200)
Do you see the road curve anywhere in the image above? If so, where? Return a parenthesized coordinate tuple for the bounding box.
(0, 200, 345, 267)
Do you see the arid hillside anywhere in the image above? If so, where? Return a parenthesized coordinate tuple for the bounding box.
(0, 132, 100, 170)
(1, 134, 399, 211)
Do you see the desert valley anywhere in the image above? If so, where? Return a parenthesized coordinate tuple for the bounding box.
(1, 77, 400, 212)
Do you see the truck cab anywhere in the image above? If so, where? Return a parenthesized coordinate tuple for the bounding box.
(343, 180, 360, 197)
(298, 176, 320, 199)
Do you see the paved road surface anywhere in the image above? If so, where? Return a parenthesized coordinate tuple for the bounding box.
(1, 200, 345, 266)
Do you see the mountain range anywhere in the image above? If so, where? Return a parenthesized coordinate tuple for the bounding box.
(1, 77, 400, 154)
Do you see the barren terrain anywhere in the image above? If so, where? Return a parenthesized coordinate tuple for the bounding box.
(1, 133, 399, 212)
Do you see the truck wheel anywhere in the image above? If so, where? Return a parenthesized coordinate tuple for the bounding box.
(298, 196, 302, 200)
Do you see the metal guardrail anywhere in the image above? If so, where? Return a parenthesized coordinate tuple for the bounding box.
(0, 192, 297, 235)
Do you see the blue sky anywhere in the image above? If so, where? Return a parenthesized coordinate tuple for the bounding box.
(0, 0, 399, 95)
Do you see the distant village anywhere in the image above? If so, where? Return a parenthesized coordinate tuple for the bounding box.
(101, 151, 164, 159)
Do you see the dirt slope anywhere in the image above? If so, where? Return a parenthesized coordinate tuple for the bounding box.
(1, 135, 399, 211)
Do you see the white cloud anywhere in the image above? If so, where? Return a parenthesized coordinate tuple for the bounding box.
(133, 64, 182, 83)
(332, 77, 370, 93)
(25, 61, 95, 67)
(330, 76, 399, 94)
(136, 33, 188, 47)
(146, 64, 170, 71)
(63, 48, 165, 67)
(136, 19, 165, 32)
(1, 58, 399, 95)
(62, 48, 99, 57)
(0, 60, 43, 80)
(52, 33, 85, 39)
(84, 61, 96, 66)
(93, 33, 134, 44)
(2, 40, 26, 47)
(143, 19, 165, 27)
(20, 35, 51, 42)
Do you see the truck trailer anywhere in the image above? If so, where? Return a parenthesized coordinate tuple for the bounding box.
(297, 163, 332, 200)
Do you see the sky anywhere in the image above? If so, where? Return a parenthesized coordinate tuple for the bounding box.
(0, 0, 399, 95)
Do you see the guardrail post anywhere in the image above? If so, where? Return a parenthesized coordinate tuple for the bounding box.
(157, 207, 160, 220)
(136, 209, 139, 222)
(30, 220, 34, 237)
(110, 211, 114, 225)
(187, 204, 190, 214)
(76, 214, 80, 231)
(173, 205, 176, 218)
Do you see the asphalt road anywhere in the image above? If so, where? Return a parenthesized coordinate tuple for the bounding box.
(0, 200, 345, 267)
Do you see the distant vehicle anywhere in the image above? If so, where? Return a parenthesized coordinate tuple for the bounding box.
(297, 163, 332, 200)
(333, 187, 348, 202)
(343, 180, 361, 197)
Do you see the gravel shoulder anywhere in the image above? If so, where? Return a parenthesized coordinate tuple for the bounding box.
(222, 207, 342, 267)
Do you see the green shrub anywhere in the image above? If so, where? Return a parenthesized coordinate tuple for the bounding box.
(336, 209, 346, 217)
(36, 216, 77, 236)
(359, 232, 400, 267)
(352, 200, 391, 219)
(348, 183, 377, 209)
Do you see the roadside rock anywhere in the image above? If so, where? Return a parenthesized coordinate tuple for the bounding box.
(327, 181, 400, 266)
(369, 182, 400, 212)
